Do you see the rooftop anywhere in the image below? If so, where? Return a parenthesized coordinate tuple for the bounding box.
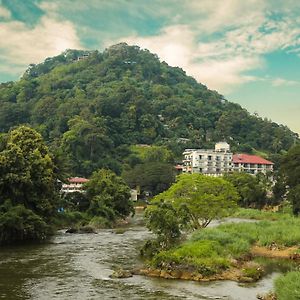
(233, 154, 274, 165)
(68, 177, 89, 183)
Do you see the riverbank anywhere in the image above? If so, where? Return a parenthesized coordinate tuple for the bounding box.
(141, 214, 300, 283)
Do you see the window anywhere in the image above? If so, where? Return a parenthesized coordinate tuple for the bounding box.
(199, 155, 202, 160)
(208, 155, 212, 161)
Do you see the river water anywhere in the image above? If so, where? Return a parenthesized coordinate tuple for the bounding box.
(0, 215, 293, 300)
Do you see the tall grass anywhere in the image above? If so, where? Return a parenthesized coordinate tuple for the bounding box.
(275, 271, 300, 300)
(233, 208, 291, 221)
(151, 215, 300, 275)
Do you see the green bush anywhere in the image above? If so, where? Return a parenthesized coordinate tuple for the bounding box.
(89, 216, 112, 228)
(54, 211, 89, 227)
(275, 271, 300, 300)
(0, 205, 51, 244)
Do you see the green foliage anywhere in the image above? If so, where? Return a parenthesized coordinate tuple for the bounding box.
(233, 208, 291, 221)
(0, 44, 298, 177)
(54, 211, 89, 228)
(275, 271, 300, 300)
(0, 126, 59, 244)
(151, 214, 300, 278)
(192, 217, 300, 248)
(123, 162, 176, 196)
(144, 201, 184, 249)
(0, 203, 50, 244)
(280, 145, 300, 215)
(85, 169, 134, 221)
(143, 174, 239, 256)
(224, 172, 268, 208)
(152, 240, 230, 276)
(153, 174, 239, 229)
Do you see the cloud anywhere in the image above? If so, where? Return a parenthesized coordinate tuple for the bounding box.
(112, 0, 300, 92)
(0, 14, 82, 76)
(0, 5, 11, 18)
(271, 78, 299, 86)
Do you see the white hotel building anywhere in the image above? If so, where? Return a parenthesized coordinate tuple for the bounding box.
(182, 142, 233, 176)
(182, 142, 273, 176)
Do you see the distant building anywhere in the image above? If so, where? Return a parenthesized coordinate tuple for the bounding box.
(182, 142, 233, 176)
(61, 177, 89, 193)
(232, 154, 274, 175)
(130, 189, 138, 202)
(182, 142, 273, 176)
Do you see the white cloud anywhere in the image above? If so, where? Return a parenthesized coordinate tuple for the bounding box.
(118, 25, 263, 92)
(0, 15, 82, 71)
(0, 5, 11, 19)
(113, 0, 300, 92)
(271, 78, 299, 86)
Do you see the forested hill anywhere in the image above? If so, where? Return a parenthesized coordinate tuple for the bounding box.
(0, 43, 298, 176)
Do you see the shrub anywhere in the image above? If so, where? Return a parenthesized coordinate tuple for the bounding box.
(0, 205, 50, 244)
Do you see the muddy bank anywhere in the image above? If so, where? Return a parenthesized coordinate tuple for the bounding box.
(251, 245, 300, 259)
(135, 260, 264, 283)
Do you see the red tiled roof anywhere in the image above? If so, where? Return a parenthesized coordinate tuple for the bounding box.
(68, 177, 89, 183)
(233, 154, 274, 165)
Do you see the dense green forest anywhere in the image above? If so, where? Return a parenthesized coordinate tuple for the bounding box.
(0, 43, 298, 176)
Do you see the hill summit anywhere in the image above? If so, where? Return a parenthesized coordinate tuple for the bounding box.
(0, 43, 298, 175)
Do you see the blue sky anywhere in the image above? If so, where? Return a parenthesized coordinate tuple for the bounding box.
(0, 0, 299, 133)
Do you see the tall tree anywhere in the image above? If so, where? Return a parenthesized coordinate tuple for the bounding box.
(85, 169, 134, 221)
(224, 172, 267, 208)
(151, 174, 239, 229)
(0, 126, 59, 244)
(280, 145, 300, 214)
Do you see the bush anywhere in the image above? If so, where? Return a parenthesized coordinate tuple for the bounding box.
(89, 216, 112, 228)
(54, 211, 89, 227)
(275, 271, 300, 300)
(0, 205, 51, 244)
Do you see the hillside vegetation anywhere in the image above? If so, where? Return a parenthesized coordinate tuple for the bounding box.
(0, 43, 298, 176)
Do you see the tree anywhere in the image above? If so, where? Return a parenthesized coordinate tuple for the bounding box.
(123, 162, 176, 196)
(280, 145, 300, 214)
(144, 201, 184, 250)
(0, 126, 59, 244)
(151, 174, 239, 230)
(85, 169, 134, 221)
(224, 172, 267, 208)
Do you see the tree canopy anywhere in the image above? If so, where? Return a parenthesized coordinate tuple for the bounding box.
(224, 172, 268, 208)
(0, 43, 298, 177)
(85, 169, 134, 221)
(0, 126, 59, 244)
(151, 174, 239, 230)
(280, 145, 300, 214)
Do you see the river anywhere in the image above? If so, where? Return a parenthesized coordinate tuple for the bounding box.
(0, 214, 294, 300)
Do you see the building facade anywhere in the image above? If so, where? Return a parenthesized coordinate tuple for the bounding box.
(182, 142, 233, 176)
(61, 177, 89, 193)
(182, 142, 273, 176)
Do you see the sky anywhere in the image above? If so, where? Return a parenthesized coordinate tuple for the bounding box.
(0, 0, 299, 134)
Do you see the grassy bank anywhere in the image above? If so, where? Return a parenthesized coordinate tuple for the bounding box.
(147, 215, 300, 281)
(233, 208, 291, 221)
